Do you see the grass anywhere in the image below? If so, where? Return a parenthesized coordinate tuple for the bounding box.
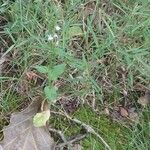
(0, 0, 150, 149)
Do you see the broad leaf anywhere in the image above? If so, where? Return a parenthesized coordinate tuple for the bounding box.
(48, 64, 65, 81)
(0, 99, 54, 150)
(34, 65, 49, 74)
(67, 26, 83, 38)
(44, 86, 58, 102)
(33, 110, 50, 127)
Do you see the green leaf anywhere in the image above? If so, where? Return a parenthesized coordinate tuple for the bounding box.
(67, 26, 83, 38)
(33, 110, 50, 127)
(48, 64, 65, 81)
(34, 65, 48, 74)
(44, 86, 58, 102)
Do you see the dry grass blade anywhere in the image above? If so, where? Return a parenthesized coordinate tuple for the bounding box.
(0, 56, 6, 75)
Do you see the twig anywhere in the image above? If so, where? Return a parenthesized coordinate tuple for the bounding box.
(55, 134, 87, 148)
(48, 127, 67, 143)
(51, 111, 112, 150)
(49, 127, 86, 149)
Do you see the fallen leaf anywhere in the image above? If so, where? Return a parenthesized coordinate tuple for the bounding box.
(138, 97, 150, 108)
(120, 107, 128, 117)
(104, 108, 110, 115)
(33, 110, 50, 127)
(0, 145, 2, 150)
(138, 89, 150, 107)
(67, 26, 83, 38)
(128, 107, 139, 122)
(0, 99, 54, 150)
(129, 112, 139, 122)
(26, 71, 39, 80)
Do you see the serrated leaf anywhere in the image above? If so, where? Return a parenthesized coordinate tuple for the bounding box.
(34, 65, 49, 74)
(44, 86, 58, 102)
(48, 64, 65, 81)
(68, 26, 83, 38)
(0, 99, 54, 150)
(33, 110, 50, 127)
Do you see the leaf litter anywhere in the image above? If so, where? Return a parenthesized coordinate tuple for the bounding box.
(0, 99, 85, 150)
(119, 107, 129, 118)
(0, 99, 55, 150)
(33, 100, 50, 127)
(138, 89, 150, 107)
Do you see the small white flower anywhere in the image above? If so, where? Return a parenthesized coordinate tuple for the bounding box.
(55, 25, 61, 31)
(56, 41, 59, 46)
(47, 34, 53, 41)
(53, 33, 58, 39)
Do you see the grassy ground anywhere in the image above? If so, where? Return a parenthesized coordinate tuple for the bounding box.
(0, 0, 150, 149)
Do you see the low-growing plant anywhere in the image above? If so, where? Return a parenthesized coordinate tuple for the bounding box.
(32, 64, 65, 127)
(35, 63, 66, 103)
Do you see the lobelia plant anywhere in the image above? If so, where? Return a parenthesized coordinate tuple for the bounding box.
(33, 63, 66, 127)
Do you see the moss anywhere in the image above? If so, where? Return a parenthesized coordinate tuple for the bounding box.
(50, 114, 81, 138)
(74, 106, 130, 149)
(50, 105, 131, 149)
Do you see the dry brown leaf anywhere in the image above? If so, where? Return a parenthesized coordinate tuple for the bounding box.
(138, 90, 150, 107)
(120, 107, 128, 117)
(104, 108, 110, 115)
(129, 112, 139, 122)
(0, 99, 55, 150)
(26, 71, 39, 80)
(138, 96, 150, 107)
(128, 107, 139, 122)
